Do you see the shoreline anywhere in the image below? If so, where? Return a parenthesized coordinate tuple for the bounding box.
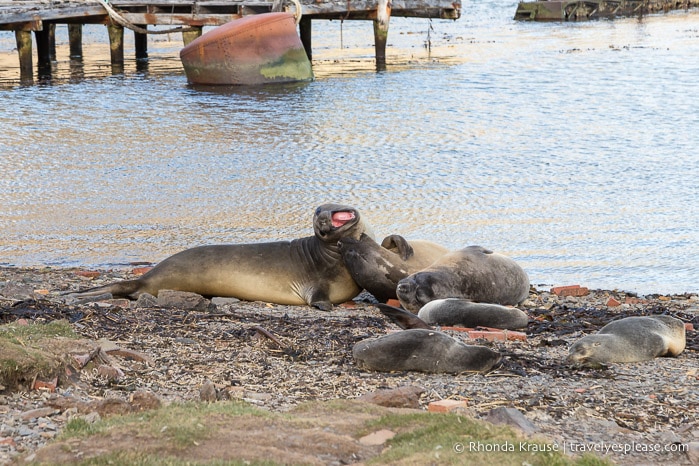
(1, 266, 698, 465)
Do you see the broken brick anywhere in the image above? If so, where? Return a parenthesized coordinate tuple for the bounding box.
(551, 285, 589, 297)
(428, 399, 467, 413)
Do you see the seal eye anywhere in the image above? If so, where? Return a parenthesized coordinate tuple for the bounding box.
(315, 207, 322, 216)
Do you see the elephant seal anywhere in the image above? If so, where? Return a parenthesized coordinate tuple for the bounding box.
(352, 329, 501, 374)
(376, 301, 529, 330)
(70, 203, 373, 311)
(419, 299, 529, 329)
(338, 233, 449, 302)
(567, 315, 686, 367)
(396, 245, 530, 312)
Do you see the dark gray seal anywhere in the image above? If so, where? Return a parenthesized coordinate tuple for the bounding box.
(70, 203, 373, 311)
(376, 301, 529, 330)
(352, 329, 501, 374)
(418, 299, 529, 329)
(396, 245, 530, 312)
(338, 233, 449, 302)
(567, 315, 686, 367)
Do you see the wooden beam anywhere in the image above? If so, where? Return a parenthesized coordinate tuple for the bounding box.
(14, 29, 33, 81)
(135, 25, 148, 59)
(68, 24, 83, 57)
(107, 23, 124, 64)
(299, 16, 312, 61)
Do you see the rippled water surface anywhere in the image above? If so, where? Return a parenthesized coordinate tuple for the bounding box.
(1, 4, 698, 294)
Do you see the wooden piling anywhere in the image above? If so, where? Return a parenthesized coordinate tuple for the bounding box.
(15, 29, 33, 81)
(68, 24, 83, 58)
(299, 16, 312, 61)
(107, 23, 124, 64)
(373, 0, 391, 70)
(34, 27, 52, 70)
(182, 27, 203, 46)
(135, 26, 148, 59)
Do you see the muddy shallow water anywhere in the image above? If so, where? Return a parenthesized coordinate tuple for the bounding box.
(1, 7, 699, 294)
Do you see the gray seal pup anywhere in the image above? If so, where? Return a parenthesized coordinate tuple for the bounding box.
(375, 302, 529, 330)
(567, 315, 686, 367)
(338, 233, 449, 302)
(352, 329, 502, 374)
(70, 203, 373, 311)
(396, 245, 530, 312)
(418, 299, 529, 329)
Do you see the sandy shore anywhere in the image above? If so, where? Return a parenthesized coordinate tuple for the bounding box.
(1, 266, 698, 465)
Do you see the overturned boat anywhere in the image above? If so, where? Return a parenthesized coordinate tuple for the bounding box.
(180, 12, 313, 85)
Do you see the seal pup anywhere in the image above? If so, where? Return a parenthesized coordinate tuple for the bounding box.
(376, 301, 529, 330)
(567, 315, 686, 367)
(352, 329, 501, 374)
(338, 233, 449, 302)
(396, 245, 530, 312)
(70, 203, 373, 311)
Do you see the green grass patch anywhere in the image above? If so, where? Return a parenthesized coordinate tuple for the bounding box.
(0, 319, 77, 345)
(364, 411, 612, 466)
(60, 400, 270, 446)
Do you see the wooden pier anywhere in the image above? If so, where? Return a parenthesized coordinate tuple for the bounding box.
(514, 0, 698, 20)
(0, 0, 460, 81)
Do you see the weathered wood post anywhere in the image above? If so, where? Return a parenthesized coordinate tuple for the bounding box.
(34, 27, 53, 76)
(15, 29, 33, 81)
(373, 0, 391, 70)
(135, 26, 148, 60)
(299, 16, 312, 61)
(107, 23, 124, 65)
(182, 27, 203, 46)
(68, 24, 83, 58)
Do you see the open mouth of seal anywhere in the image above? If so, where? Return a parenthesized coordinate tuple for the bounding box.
(332, 211, 355, 228)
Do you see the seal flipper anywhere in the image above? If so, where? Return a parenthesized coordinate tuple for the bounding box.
(376, 303, 432, 329)
(380, 234, 415, 261)
(68, 279, 143, 299)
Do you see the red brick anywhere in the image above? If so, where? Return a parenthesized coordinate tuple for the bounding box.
(33, 377, 58, 393)
(685, 323, 694, 331)
(606, 297, 621, 307)
(0, 437, 16, 446)
(385, 299, 402, 308)
(428, 399, 467, 413)
(551, 285, 589, 297)
(75, 270, 101, 279)
(443, 327, 527, 341)
(132, 267, 153, 276)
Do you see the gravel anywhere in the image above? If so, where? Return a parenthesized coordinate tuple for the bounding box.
(1, 266, 698, 465)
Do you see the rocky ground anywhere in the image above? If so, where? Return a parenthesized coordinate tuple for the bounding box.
(0, 266, 698, 465)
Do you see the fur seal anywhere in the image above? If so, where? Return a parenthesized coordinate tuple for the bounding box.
(338, 233, 449, 302)
(396, 245, 530, 312)
(567, 315, 686, 367)
(71, 203, 373, 311)
(352, 329, 502, 374)
(376, 301, 529, 330)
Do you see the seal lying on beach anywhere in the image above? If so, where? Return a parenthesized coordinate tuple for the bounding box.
(338, 233, 449, 302)
(377, 300, 529, 330)
(352, 329, 501, 374)
(70, 203, 373, 311)
(567, 315, 686, 367)
(396, 246, 530, 312)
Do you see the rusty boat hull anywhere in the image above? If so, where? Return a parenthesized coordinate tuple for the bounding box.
(180, 12, 313, 85)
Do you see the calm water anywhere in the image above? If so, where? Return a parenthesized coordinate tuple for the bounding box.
(1, 3, 698, 294)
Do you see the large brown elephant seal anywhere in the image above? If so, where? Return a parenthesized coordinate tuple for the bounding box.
(396, 246, 530, 312)
(567, 315, 686, 367)
(338, 233, 449, 302)
(70, 203, 373, 311)
(352, 329, 501, 374)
